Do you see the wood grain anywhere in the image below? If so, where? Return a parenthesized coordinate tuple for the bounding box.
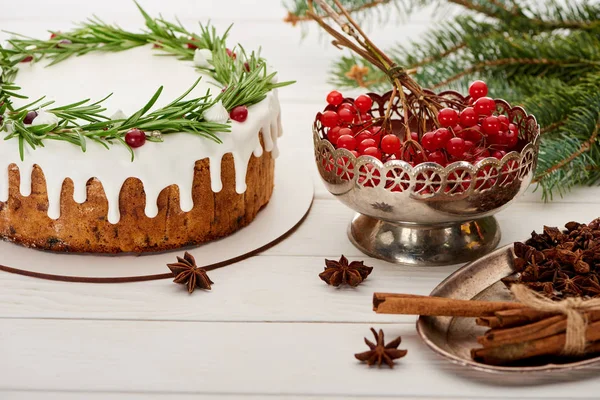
(2, 0, 600, 398)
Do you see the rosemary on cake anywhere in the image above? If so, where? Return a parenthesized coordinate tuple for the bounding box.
(0, 2, 293, 160)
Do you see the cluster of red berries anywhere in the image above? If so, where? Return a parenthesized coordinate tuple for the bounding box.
(319, 80, 521, 166)
(320, 91, 402, 161)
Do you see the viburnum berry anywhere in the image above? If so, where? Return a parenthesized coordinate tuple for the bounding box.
(428, 150, 446, 165)
(380, 134, 401, 154)
(464, 140, 475, 153)
(504, 128, 518, 148)
(226, 48, 237, 59)
(473, 97, 496, 116)
(23, 110, 38, 124)
(354, 94, 373, 113)
(482, 116, 501, 136)
(187, 38, 198, 49)
(463, 125, 483, 142)
(125, 128, 146, 148)
(230, 105, 248, 122)
(355, 129, 373, 144)
(438, 108, 459, 127)
(421, 132, 438, 152)
(320, 111, 339, 128)
(410, 131, 419, 141)
(498, 115, 510, 130)
(358, 138, 377, 154)
(359, 113, 372, 123)
(327, 126, 342, 145)
(468, 80, 488, 100)
(326, 91, 343, 106)
(433, 128, 452, 148)
(446, 137, 466, 157)
(337, 134, 357, 151)
(363, 146, 382, 160)
(492, 150, 506, 160)
(338, 107, 355, 124)
(459, 107, 478, 127)
(474, 147, 491, 158)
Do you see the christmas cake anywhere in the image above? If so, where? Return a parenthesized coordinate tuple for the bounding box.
(0, 14, 289, 253)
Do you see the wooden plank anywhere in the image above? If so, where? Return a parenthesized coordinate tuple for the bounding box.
(0, 199, 597, 322)
(2, 319, 600, 398)
(0, 251, 450, 323)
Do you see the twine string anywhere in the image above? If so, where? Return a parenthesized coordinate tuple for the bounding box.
(511, 284, 600, 355)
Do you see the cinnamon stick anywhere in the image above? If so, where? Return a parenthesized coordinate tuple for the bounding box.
(472, 319, 600, 365)
(478, 311, 600, 348)
(373, 293, 523, 317)
(477, 315, 564, 347)
(476, 308, 556, 329)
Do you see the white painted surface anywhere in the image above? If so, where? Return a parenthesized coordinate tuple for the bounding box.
(2, 0, 600, 398)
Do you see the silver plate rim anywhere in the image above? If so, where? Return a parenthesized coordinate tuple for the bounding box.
(416, 244, 600, 374)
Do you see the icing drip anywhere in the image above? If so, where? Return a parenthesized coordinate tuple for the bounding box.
(1, 46, 282, 224)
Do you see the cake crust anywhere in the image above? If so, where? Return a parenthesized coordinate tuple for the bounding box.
(0, 142, 274, 253)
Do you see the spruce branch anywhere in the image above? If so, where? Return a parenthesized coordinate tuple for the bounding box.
(289, 0, 600, 198)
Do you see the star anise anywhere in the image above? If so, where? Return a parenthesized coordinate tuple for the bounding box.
(508, 218, 600, 299)
(319, 255, 373, 287)
(553, 271, 586, 297)
(167, 252, 213, 293)
(354, 328, 407, 368)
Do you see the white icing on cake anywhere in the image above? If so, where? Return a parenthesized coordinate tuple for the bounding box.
(1, 46, 281, 224)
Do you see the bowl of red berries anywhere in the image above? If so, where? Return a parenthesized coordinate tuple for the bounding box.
(313, 81, 540, 266)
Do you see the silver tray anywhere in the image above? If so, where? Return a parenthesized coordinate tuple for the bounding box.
(416, 244, 600, 382)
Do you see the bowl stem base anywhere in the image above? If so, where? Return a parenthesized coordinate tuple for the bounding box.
(348, 214, 501, 266)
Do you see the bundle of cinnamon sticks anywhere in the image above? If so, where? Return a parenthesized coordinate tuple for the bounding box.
(373, 292, 600, 366)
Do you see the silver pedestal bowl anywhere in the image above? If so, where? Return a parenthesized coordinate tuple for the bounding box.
(313, 90, 540, 266)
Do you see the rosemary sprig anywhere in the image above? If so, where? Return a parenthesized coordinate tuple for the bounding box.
(0, 1, 294, 160)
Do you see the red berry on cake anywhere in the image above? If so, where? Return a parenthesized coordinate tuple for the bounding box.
(187, 38, 198, 49)
(23, 110, 38, 125)
(125, 128, 146, 148)
(326, 91, 344, 106)
(473, 97, 496, 116)
(21, 55, 33, 63)
(438, 108, 459, 127)
(468, 80, 488, 99)
(226, 48, 237, 59)
(459, 107, 478, 127)
(230, 105, 248, 122)
(320, 111, 339, 128)
(354, 94, 373, 113)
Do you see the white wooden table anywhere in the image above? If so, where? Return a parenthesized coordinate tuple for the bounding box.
(2, 1, 600, 398)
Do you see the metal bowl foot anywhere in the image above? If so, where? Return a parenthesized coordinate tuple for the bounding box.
(348, 214, 501, 266)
